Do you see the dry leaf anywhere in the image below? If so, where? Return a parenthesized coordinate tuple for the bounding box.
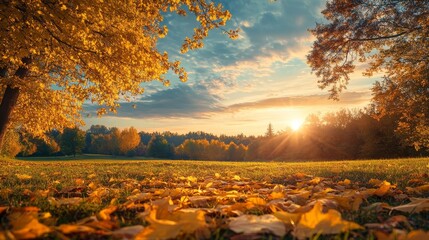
(294, 201, 363, 239)
(229, 214, 286, 237)
(273, 211, 301, 226)
(374, 181, 392, 197)
(112, 225, 144, 240)
(15, 174, 32, 180)
(389, 198, 429, 213)
(247, 197, 266, 206)
(98, 205, 118, 221)
(136, 208, 208, 239)
(49, 197, 83, 206)
(75, 178, 85, 185)
(374, 229, 429, 240)
(57, 224, 95, 234)
(9, 210, 51, 239)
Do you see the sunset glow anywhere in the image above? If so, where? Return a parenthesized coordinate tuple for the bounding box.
(83, 0, 375, 136)
(290, 119, 304, 131)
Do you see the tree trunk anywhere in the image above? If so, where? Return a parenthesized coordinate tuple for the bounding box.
(0, 57, 31, 150)
(0, 85, 20, 149)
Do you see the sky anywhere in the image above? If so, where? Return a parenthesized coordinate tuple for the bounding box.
(84, 0, 379, 136)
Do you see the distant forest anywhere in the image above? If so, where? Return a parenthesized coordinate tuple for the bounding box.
(1, 108, 428, 161)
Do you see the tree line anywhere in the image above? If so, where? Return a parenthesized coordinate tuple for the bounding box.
(1, 107, 427, 161)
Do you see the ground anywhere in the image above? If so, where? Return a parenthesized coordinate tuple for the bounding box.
(0, 156, 428, 239)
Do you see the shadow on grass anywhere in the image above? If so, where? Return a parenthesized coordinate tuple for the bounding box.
(17, 154, 157, 161)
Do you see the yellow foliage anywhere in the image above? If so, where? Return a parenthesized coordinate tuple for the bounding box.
(294, 202, 363, 239)
(8, 209, 51, 239)
(0, 0, 235, 137)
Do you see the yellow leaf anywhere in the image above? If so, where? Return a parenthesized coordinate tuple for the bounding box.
(9, 210, 51, 239)
(98, 205, 117, 221)
(233, 175, 241, 181)
(270, 191, 285, 199)
(88, 182, 97, 190)
(15, 174, 32, 180)
(205, 182, 213, 188)
(166, 209, 209, 235)
(187, 176, 198, 183)
(229, 214, 286, 237)
(247, 197, 266, 206)
(136, 208, 208, 239)
(294, 201, 363, 239)
(309, 177, 321, 185)
(88, 173, 97, 179)
(374, 181, 392, 196)
(339, 179, 351, 185)
(273, 211, 302, 226)
(75, 178, 85, 185)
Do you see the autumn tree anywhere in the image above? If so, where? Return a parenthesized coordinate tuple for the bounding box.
(118, 127, 140, 155)
(307, 0, 429, 149)
(0, 1, 237, 149)
(0, 130, 22, 157)
(60, 127, 85, 157)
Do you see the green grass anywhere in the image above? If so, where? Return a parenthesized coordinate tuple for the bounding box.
(6, 156, 429, 188)
(0, 156, 428, 239)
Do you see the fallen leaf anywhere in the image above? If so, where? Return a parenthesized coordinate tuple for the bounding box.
(15, 174, 32, 180)
(294, 201, 363, 239)
(88, 173, 97, 179)
(374, 229, 429, 240)
(247, 197, 266, 206)
(273, 211, 301, 226)
(136, 207, 208, 239)
(49, 197, 83, 206)
(112, 225, 144, 240)
(338, 179, 351, 186)
(229, 214, 286, 237)
(57, 224, 95, 234)
(75, 178, 85, 185)
(374, 181, 392, 196)
(98, 205, 117, 221)
(9, 210, 51, 239)
(389, 198, 429, 213)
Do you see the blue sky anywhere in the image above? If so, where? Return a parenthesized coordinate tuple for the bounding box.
(84, 0, 378, 136)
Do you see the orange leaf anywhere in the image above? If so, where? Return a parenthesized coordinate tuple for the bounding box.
(374, 181, 392, 197)
(57, 224, 95, 234)
(9, 210, 51, 239)
(294, 201, 363, 239)
(98, 205, 118, 221)
(273, 211, 302, 226)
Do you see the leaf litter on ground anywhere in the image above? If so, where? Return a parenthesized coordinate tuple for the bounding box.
(0, 159, 428, 239)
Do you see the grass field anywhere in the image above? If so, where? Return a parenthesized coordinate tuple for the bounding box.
(1, 156, 428, 239)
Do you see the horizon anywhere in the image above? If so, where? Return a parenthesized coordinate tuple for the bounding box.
(83, 0, 377, 136)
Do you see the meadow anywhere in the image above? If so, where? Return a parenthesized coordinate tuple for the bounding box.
(0, 156, 428, 239)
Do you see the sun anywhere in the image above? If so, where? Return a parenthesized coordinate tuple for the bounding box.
(290, 119, 304, 131)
